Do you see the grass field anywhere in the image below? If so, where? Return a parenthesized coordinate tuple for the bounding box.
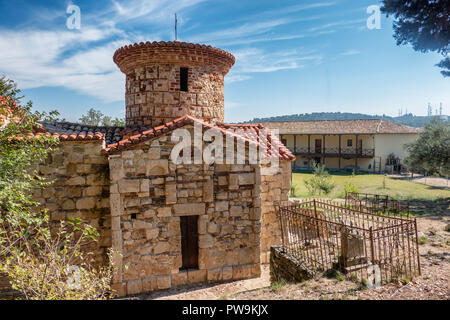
(291, 171, 450, 201)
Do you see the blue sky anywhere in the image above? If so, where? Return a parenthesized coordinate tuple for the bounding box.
(0, 0, 448, 123)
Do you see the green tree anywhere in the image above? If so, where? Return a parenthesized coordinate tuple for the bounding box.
(304, 162, 336, 196)
(111, 117, 125, 127)
(78, 108, 105, 126)
(0, 76, 22, 99)
(404, 118, 450, 176)
(0, 78, 115, 299)
(381, 0, 450, 77)
(79, 108, 125, 127)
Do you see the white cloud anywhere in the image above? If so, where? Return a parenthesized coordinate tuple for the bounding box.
(0, 0, 210, 103)
(231, 48, 322, 73)
(109, 0, 207, 26)
(224, 48, 322, 84)
(308, 18, 366, 32)
(190, 18, 292, 43)
(0, 0, 328, 102)
(0, 28, 129, 102)
(225, 101, 246, 109)
(225, 74, 252, 84)
(341, 49, 360, 56)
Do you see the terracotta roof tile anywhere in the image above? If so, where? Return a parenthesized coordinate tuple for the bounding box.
(16, 116, 294, 161)
(261, 119, 422, 135)
(39, 122, 125, 144)
(103, 116, 295, 161)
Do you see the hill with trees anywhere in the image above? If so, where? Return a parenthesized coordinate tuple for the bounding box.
(246, 112, 448, 128)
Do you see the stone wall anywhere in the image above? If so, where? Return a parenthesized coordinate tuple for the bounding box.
(34, 141, 112, 266)
(270, 246, 315, 283)
(260, 161, 292, 264)
(0, 141, 112, 296)
(125, 64, 225, 127)
(0, 132, 292, 298)
(108, 131, 262, 297)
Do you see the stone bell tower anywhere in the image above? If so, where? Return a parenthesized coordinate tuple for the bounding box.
(113, 41, 235, 128)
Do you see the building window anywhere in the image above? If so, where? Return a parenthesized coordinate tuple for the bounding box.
(180, 67, 189, 92)
(180, 215, 198, 270)
(347, 139, 353, 147)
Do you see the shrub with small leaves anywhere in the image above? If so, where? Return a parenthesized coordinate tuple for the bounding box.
(0, 77, 116, 300)
(304, 162, 335, 196)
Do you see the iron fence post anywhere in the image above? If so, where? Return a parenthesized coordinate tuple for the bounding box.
(414, 218, 422, 275)
(313, 199, 320, 238)
(277, 205, 285, 251)
(369, 227, 375, 266)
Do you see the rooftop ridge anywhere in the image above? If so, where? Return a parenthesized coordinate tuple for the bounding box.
(113, 40, 235, 75)
(39, 120, 125, 130)
(113, 41, 235, 65)
(254, 118, 384, 123)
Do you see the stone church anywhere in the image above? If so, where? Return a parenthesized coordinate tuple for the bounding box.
(3, 41, 295, 297)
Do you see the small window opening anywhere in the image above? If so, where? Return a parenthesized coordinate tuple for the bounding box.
(180, 67, 189, 92)
(347, 139, 353, 147)
(131, 214, 137, 220)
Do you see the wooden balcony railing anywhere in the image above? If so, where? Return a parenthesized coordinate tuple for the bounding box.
(287, 147, 375, 158)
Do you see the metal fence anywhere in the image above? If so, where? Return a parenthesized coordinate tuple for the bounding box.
(277, 200, 421, 287)
(345, 192, 410, 217)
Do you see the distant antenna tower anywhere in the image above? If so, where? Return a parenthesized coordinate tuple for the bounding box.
(427, 103, 432, 116)
(175, 13, 178, 41)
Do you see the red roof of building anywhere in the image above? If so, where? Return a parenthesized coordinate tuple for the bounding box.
(262, 119, 422, 135)
(103, 116, 295, 161)
(36, 116, 295, 161)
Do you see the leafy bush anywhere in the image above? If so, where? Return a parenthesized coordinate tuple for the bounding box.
(304, 162, 336, 196)
(290, 184, 298, 197)
(0, 217, 116, 300)
(0, 77, 116, 300)
(344, 181, 360, 194)
(404, 118, 450, 176)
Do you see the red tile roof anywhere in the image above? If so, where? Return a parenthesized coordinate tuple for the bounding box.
(262, 119, 422, 135)
(13, 114, 294, 161)
(103, 116, 295, 161)
(39, 122, 123, 143)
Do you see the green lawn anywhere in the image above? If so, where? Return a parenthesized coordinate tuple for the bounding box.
(291, 171, 450, 201)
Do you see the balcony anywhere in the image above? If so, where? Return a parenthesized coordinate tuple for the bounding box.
(287, 147, 375, 158)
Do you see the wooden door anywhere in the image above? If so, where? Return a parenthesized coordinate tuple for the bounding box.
(180, 215, 199, 270)
(315, 139, 322, 154)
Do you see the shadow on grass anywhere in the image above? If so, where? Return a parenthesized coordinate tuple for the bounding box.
(293, 169, 369, 176)
(388, 175, 449, 191)
(407, 198, 450, 217)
